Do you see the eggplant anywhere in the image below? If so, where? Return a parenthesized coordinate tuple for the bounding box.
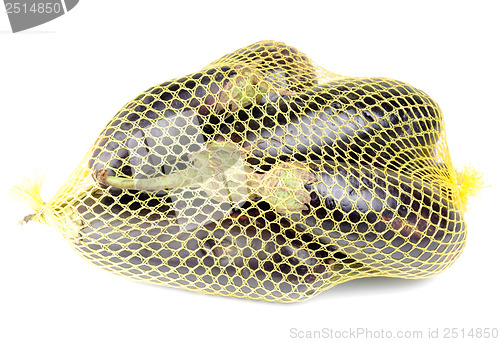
(74, 187, 369, 302)
(241, 77, 443, 173)
(273, 161, 467, 276)
(88, 49, 315, 181)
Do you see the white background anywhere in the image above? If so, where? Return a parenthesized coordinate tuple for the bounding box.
(1, 1, 499, 341)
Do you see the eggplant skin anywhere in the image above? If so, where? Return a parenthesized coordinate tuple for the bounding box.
(73, 189, 367, 302)
(247, 77, 443, 172)
(296, 162, 465, 277)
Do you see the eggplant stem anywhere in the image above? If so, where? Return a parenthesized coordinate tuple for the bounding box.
(93, 141, 317, 214)
(94, 168, 199, 191)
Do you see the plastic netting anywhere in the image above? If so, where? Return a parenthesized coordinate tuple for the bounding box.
(17, 40, 474, 302)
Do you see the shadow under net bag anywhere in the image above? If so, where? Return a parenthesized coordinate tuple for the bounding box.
(14, 41, 482, 302)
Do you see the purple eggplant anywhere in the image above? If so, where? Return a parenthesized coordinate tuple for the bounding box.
(75, 187, 368, 302)
(243, 77, 443, 174)
(272, 161, 466, 276)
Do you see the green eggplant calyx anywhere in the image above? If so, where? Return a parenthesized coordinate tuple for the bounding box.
(214, 65, 297, 116)
(186, 141, 253, 203)
(257, 162, 317, 214)
(217, 66, 269, 112)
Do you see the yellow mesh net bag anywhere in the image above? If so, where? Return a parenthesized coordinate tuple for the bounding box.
(13, 41, 482, 302)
